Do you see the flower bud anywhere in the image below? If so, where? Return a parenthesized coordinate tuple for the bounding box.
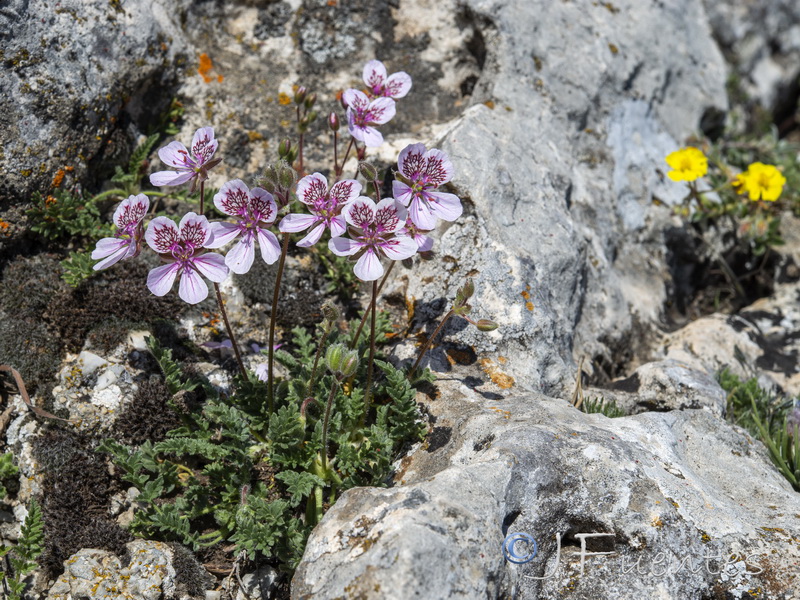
(307, 110, 318, 124)
(455, 279, 474, 307)
(294, 86, 307, 104)
(279, 164, 298, 189)
(359, 161, 378, 181)
(475, 319, 498, 332)
(278, 139, 292, 160)
(325, 343, 359, 377)
(328, 112, 340, 132)
(305, 93, 317, 109)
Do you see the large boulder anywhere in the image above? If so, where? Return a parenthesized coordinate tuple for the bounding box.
(292, 381, 800, 599)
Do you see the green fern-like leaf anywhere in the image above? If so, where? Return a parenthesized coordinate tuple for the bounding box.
(274, 470, 324, 507)
(146, 335, 200, 395)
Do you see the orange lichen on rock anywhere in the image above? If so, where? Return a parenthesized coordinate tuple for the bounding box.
(480, 358, 515, 389)
(521, 285, 535, 311)
(198, 53, 223, 83)
(51, 168, 66, 188)
(278, 92, 292, 105)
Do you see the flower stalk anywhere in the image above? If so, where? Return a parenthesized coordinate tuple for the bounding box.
(266, 231, 291, 413)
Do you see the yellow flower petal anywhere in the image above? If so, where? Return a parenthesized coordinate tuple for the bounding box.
(665, 147, 708, 182)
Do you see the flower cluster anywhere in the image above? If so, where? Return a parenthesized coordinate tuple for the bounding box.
(343, 60, 411, 147)
(91, 59, 464, 307)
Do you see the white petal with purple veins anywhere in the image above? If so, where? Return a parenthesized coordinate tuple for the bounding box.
(398, 143, 427, 179)
(193, 253, 229, 282)
(250, 188, 277, 224)
(257, 228, 282, 264)
(427, 191, 463, 222)
(279, 213, 317, 233)
(384, 72, 412, 99)
(158, 141, 193, 169)
(374, 198, 406, 233)
(191, 127, 218, 164)
(297, 222, 326, 248)
(149, 170, 195, 187)
(205, 221, 241, 248)
(329, 236, 360, 256)
(329, 215, 347, 238)
(354, 248, 383, 281)
(343, 89, 369, 110)
(179, 267, 209, 304)
(147, 262, 180, 296)
(379, 235, 418, 261)
(392, 181, 414, 206)
(296, 173, 328, 206)
(146, 217, 180, 253)
(344, 197, 377, 229)
(113, 194, 149, 229)
(368, 97, 396, 125)
(363, 60, 387, 89)
(424, 149, 454, 186)
(214, 179, 251, 217)
(360, 126, 384, 148)
(329, 179, 362, 206)
(409, 197, 437, 230)
(225, 235, 256, 274)
(92, 238, 131, 270)
(179, 213, 212, 246)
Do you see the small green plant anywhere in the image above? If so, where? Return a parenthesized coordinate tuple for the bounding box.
(718, 369, 799, 491)
(0, 498, 45, 600)
(26, 189, 107, 242)
(581, 396, 625, 418)
(60, 250, 97, 287)
(100, 319, 428, 571)
(0, 452, 18, 500)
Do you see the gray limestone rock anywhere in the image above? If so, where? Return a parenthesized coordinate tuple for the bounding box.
(292, 382, 800, 599)
(46, 539, 213, 600)
(0, 0, 191, 207)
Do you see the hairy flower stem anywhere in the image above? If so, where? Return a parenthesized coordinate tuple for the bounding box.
(321, 378, 340, 471)
(332, 130, 339, 176)
(308, 326, 332, 398)
(213, 283, 247, 380)
(267, 232, 292, 413)
(199, 180, 205, 216)
(409, 309, 456, 379)
(350, 260, 395, 349)
(336, 138, 355, 180)
(363, 280, 378, 420)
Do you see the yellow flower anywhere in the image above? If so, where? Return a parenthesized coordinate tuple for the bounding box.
(736, 162, 786, 202)
(665, 147, 708, 182)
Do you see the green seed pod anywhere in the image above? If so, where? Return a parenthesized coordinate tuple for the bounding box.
(359, 161, 378, 181)
(321, 300, 340, 323)
(475, 319, 499, 332)
(307, 110, 318, 123)
(325, 343, 359, 377)
(339, 349, 359, 378)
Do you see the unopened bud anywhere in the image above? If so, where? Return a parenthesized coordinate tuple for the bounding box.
(278, 139, 292, 159)
(279, 165, 297, 189)
(475, 319, 498, 332)
(455, 279, 475, 307)
(305, 93, 317, 109)
(325, 343, 360, 377)
(328, 112, 340, 132)
(307, 110, 318, 124)
(359, 161, 378, 181)
(294, 86, 307, 104)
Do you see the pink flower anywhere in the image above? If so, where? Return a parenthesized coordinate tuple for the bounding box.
(362, 60, 412, 100)
(145, 212, 228, 304)
(278, 173, 361, 247)
(205, 180, 281, 274)
(328, 197, 417, 281)
(91, 194, 150, 270)
(343, 89, 395, 147)
(392, 143, 462, 230)
(149, 127, 222, 192)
